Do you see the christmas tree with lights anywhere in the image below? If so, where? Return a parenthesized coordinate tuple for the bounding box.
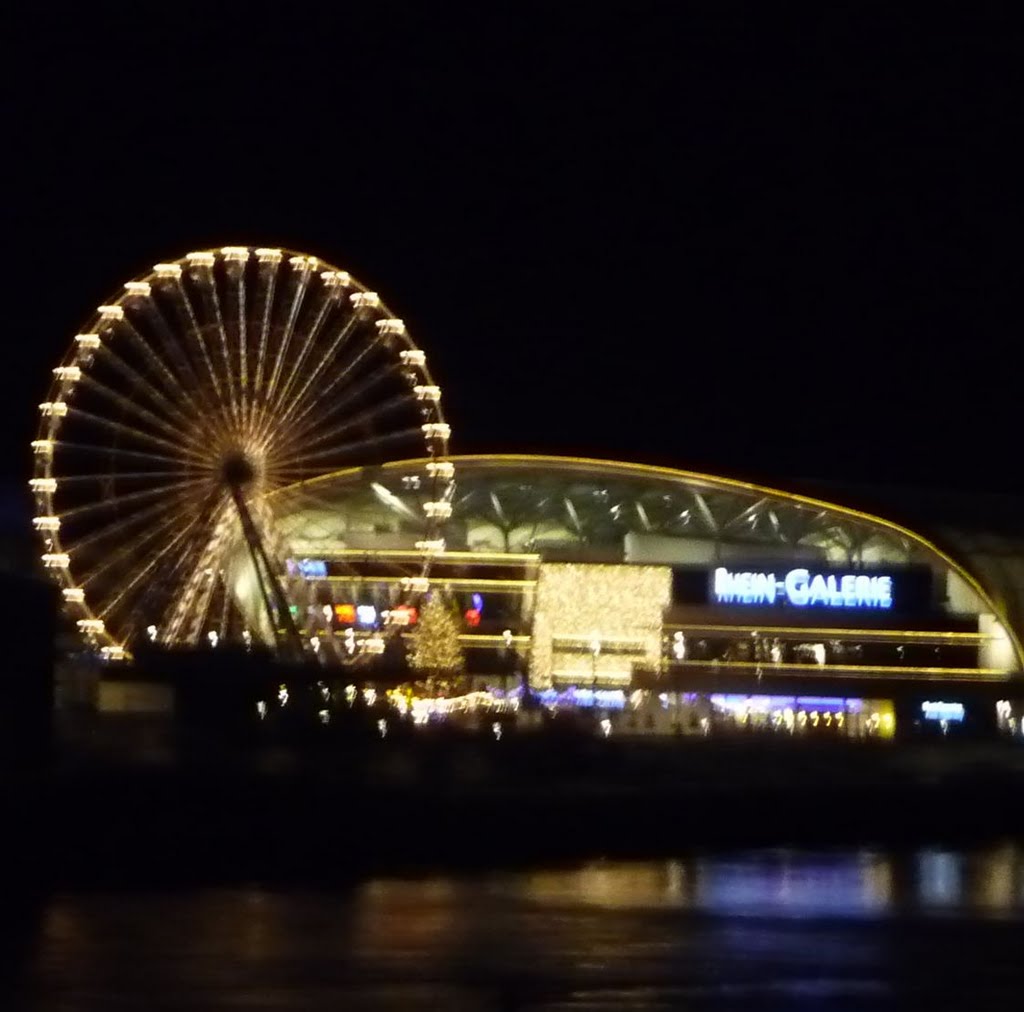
(409, 592, 465, 690)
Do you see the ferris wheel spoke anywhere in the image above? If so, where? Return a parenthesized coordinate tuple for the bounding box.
(76, 374, 208, 458)
(274, 313, 361, 431)
(176, 572, 220, 645)
(263, 261, 313, 427)
(54, 441, 196, 468)
(268, 292, 336, 423)
(223, 255, 250, 432)
(289, 391, 419, 465)
(250, 254, 281, 431)
(54, 469, 198, 484)
(91, 344, 208, 449)
(65, 406, 208, 463)
(80, 507, 199, 592)
(273, 426, 424, 475)
(278, 363, 406, 455)
(275, 391, 414, 465)
(113, 315, 211, 428)
(277, 345, 395, 446)
(171, 275, 233, 431)
(139, 290, 227, 425)
(97, 512, 207, 621)
(78, 507, 203, 594)
(191, 259, 242, 428)
(61, 494, 188, 555)
(164, 512, 238, 644)
(58, 478, 209, 522)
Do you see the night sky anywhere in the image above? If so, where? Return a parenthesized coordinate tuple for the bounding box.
(5, 7, 1021, 500)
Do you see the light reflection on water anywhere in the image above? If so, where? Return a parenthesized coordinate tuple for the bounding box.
(480, 841, 1024, 918)
(15, 842, 1024, 1010)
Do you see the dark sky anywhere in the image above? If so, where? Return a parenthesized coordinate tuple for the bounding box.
(5, 6, 1022, 497)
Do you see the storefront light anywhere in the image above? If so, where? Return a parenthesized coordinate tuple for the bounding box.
(921, 700, 964, 722)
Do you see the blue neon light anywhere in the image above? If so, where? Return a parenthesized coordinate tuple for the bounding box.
(537, 688, 626, 709)
(921, 701, 965, 722)
(713, 567, 893, 609)
(710, 694, 854, 714)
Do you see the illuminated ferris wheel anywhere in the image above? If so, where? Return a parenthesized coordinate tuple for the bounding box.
(32, 247, 454, 660)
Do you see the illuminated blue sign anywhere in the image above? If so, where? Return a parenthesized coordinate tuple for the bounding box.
(295, 559, 327, 579)
(356, 604, 377, 626)
(921, 700, 964, 722)
(712, 567, 893, 609)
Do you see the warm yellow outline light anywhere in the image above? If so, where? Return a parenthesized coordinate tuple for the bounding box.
(664, 657, 1011, 681)
(273, 453, 1024, 672)
(666, 623, 991, 642)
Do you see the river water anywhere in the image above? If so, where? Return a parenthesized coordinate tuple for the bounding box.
(9, 842, 1024, 1010)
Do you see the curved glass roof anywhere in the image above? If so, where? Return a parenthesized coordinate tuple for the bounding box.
(274, 455, 926, 565)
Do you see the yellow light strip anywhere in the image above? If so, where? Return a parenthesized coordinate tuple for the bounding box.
(398, 633, 531, 645)
(323, 576, 536, 590)
(665, 622, 990, 641)
(552, 635, 647, 646)
(552, 672, 632, 682)
(666, 658, 1012, 679)
(269, 453, 1024, 671)
(321, 548, 541, 564)
(458, 633, 531, 645)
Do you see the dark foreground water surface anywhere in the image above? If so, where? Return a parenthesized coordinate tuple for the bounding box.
(8, 843, 1024, 1010)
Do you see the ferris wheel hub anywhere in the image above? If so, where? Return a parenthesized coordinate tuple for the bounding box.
(221, 451, 257, 488)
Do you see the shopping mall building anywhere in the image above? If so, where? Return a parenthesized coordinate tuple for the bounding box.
(267, 455, 1024, 741)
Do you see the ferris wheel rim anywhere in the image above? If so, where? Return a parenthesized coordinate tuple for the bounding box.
(33, 244, 455, 659)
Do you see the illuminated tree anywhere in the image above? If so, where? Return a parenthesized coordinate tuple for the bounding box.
(409, 592, 464, 688)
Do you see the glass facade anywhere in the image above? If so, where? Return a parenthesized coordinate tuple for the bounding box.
(248, 455, 1023, 737)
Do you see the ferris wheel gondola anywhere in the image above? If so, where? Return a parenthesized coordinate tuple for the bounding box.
(32, 247, 454, 660)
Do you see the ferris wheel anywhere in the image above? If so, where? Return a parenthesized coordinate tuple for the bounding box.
(32, 247, 454, 660)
